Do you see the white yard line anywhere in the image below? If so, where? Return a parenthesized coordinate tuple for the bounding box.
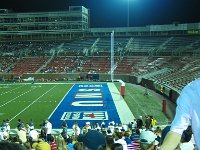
(0, 85, 24, 96)
(0, 88, 36, 108)
(10, 85, 57, 121)
(126, 88, 147, 115)
(48, 84, 75, 119)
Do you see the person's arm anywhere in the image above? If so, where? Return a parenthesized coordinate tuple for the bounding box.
(159, 131, 181, 150)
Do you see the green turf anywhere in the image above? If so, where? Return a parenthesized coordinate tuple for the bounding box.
(0, 83, 73, 128)
(115, 82, 170, 125)
(0, 82, 170, 128)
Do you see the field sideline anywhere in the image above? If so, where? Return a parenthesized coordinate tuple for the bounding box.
(0, 82, 172, 129)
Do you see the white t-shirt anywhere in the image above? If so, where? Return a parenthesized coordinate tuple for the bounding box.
(72, 125, 81, 136)
(45, 122, 52, 134)
(170, 79, 200, 149)
(29, 130, 39, 141)
(115, 139, 128, 150)
(180, 141, 194, 150)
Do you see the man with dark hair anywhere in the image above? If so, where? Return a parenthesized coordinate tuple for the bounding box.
(49, 135, 57, 150)
(114, 132, 127, 150)
(136, 116, 143, 129)
(124, 131, 132, 145)
(179, 126, 194, 150)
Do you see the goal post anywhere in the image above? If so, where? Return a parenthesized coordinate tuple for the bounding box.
(110, 30, 114, 81)
(113, 79, 126, 98)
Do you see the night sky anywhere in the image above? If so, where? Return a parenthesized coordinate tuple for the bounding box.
(0, 0, 200, 28)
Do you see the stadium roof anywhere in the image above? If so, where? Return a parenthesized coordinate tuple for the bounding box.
(0, 0, 200, 28)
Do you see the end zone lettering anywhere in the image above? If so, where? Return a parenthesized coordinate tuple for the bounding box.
(78, 84, 103, 88)
(60, 111, 108, 120)
(75, 93, 102, 98)
(78, 89, 101, 92)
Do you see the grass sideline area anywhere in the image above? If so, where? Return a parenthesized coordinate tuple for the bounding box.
(0, 81, 172, 129)
(114, 82, 171, 125)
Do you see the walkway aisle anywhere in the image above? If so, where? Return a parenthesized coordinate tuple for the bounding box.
(107, 82, 135, 124)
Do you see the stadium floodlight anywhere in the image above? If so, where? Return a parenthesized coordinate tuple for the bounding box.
(127, 0, 130, 27)
(127, 0, 137, 27)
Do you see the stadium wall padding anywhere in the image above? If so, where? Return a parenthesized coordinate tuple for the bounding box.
(2, 73, 178, 104)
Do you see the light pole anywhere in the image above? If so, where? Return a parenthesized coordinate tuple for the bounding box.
(127, 0, 130, 27)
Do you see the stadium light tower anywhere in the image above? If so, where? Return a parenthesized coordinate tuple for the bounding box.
(127, 0, 130, 27)
(127, 0, 136, 27)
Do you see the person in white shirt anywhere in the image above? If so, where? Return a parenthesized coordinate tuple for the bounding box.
(114, 132, 128, 150)
(72, 121, 81, 138)
(0, 127, 8, 141)
(161, 79, 200, 150)
(29, 128, 39, 141)
(45, 119, 52, 141)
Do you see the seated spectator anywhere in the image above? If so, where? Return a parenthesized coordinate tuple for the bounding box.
(77, 130, 105, 150)
(17, 126, 27, 144)
(108, 122, 115, 134)
(49, 135, 57, 150)
(0, 127, 8, 141)
(0, 141, 26, 150)
(107, 129, 112, 136)
(82, 122, 91, 134)
(23, 142, 32, 150)
(98, 135, 114, 150)
(4, 119, 10, 135)
(29, 127, 39, 142)
(124, 131, 132, 145)
(56, 136, 69, 150)
(114, 132, 127, 150)
(94, 122, 101, 131)
(140, 130, 157, 150)
(130, 128, 140, 141)
(101, 119, 105, 129)
(111, 143, 123, 150)
(35, 136, 51, 150)
(66, 137, 74, 150)
(154, 126, 162, 145)
(73, 142, 84, 150)
(72, 121, 81, 138)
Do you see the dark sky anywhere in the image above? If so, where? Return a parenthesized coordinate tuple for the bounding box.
(1, 0, 200, 28)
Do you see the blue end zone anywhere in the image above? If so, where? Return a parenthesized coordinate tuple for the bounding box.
(49, 83, 121, 128)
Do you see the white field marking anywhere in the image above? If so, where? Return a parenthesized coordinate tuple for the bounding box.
(0, 82, 74, 85)
(0, 85, 24, 96)
(0, 87, 36, 108)
(48, 84, 75, 119)
(126, 87, 147, 115)
(10, 85, 57, 121)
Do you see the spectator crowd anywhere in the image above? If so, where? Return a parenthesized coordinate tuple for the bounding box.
(0, 114, 196, 150)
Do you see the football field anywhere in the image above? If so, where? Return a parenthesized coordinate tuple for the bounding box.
(0, 82, 170, 129)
